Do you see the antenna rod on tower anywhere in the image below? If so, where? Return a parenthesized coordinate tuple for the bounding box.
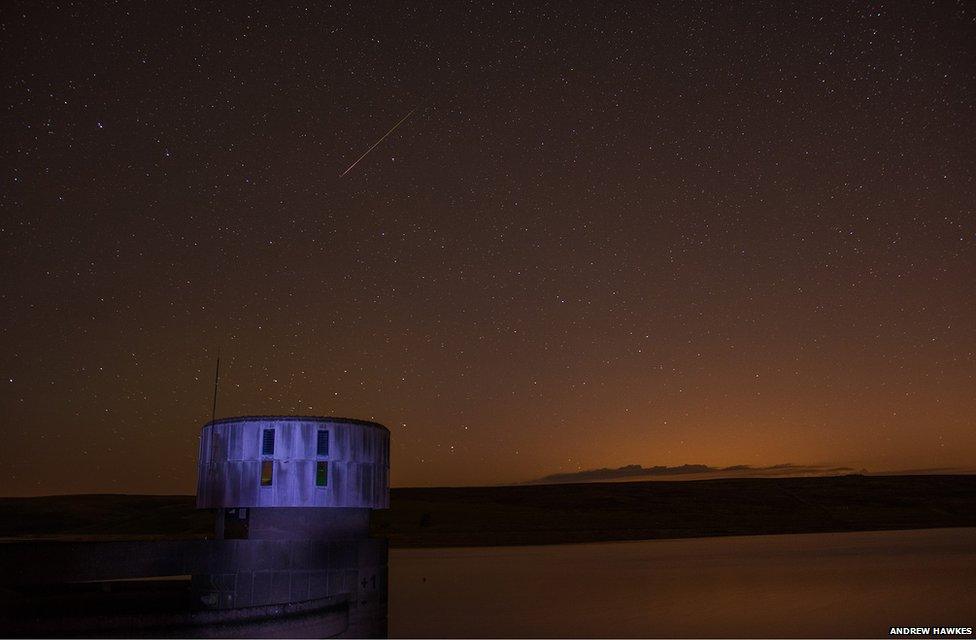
(211, 347, 221, 423)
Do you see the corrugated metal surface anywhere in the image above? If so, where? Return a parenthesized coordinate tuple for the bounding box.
(197, 417, 389, 509)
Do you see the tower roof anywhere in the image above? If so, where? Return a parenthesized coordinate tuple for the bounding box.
(202, 415, 389, 432)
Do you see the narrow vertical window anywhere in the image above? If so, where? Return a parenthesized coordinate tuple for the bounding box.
(316, 461, 328, 487)
(261, 460, 273, 486)
(262, 429, 275, 455)
(317, 430, 329, 456)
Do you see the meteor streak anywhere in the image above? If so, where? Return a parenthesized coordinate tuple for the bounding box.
(340, 106, 418, 177)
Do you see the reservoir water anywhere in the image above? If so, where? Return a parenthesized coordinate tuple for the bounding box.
(389, 527, 975, 638)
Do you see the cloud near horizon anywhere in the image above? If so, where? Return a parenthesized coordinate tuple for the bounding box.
(526, 463, 861, 485)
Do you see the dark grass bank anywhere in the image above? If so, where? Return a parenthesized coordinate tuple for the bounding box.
(1, 475, 974, 547)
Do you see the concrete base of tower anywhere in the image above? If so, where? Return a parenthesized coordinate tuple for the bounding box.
(216, 507, 371, 541)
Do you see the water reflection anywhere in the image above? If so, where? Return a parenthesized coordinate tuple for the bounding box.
(390, 528, 976, 638)
(5, 528, 974, 638)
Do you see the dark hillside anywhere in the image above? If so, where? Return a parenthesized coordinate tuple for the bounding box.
(2, 475, 974, 546)
(373, 474, 976, 546)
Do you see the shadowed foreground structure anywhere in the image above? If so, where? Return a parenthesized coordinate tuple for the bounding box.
(0, 416, 391, 638)
(0, 540, 387, 638)
(2, 475, 974, 547)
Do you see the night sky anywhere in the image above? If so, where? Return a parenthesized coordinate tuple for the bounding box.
(2, 2, 974, 496)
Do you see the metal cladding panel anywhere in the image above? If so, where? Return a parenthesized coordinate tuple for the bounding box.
(211, 428, 222, 459)
(227, 425, 242, 461)
(241, 425, 259, 459)
(288, 423, 305, 456)
(333, 427, 348, 462)
(274, 460, 298, 504)
(298, 425, 314, 458)
(196, 417, 389, 509)
(259, 483, 273, 507)
(223, 462, 240, 505)
(295, 460, 313, 504)
(238, 460, 255, 505)
(357, 464, 368, 504)
(208, 464, 221, 505)
(351, 464, 361, 504)
(330, 457, 346, 504)
(272, 460, 286, 504)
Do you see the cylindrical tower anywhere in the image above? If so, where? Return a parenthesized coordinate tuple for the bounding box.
(196, 416, 389, 540)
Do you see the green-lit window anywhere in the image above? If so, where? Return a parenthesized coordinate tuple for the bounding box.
(316, 461, 328, 487)
(261, 460, 273, 486)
